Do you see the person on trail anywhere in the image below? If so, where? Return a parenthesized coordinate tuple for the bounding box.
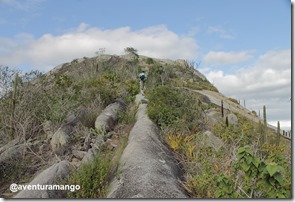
(139, 71, 147, 91)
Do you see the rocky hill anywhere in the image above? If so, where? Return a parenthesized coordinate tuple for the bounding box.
(0, 52, 291, 198)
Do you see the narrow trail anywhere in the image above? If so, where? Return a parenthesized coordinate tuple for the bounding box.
(107, 93, 188, 198)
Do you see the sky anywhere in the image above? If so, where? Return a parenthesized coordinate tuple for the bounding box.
(0, 0, 292, 130)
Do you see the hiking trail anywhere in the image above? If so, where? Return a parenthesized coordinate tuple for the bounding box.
(107, 93, 188, 198)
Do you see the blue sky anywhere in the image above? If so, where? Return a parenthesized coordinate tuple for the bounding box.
(0, 0, 292, 129)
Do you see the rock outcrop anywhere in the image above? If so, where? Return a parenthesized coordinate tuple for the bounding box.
(50, 107, 87, 152)
(14, 160, 70, 198)
(225, 113, 239, 126)
(95, 99, 126, 132)
(107, 94, 187, 198)
(0, 137, 25, 165)
(80, 100, 126, 166)
(199, 130, 224, 151)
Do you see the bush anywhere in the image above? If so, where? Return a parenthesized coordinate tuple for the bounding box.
(227, 97, 239, 105)
(66, 152, 111, 198)
(147, 86, 184, 127)
(123, 80, 140, 104)
(146, 57, 154, 64)
(147, 85, 202, 133)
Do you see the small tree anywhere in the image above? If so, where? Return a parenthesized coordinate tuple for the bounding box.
(10, 72, 20, 138)
(124, 47, 139, 61)
(95, 48, 106, 56)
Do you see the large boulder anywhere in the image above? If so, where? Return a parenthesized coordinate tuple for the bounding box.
(14, 160, 70, 198)
(95, 99, 125, 132)
(0, 144, 26, 165)
(50, 123, 73, 152)
(205, 109, 222, 126)
(65, 106, 88, 126)
(224, 113, 239, 126)
(199, 131, 223, 151)
(0, 137, 21, 154)
(81, 148, 96, 165)
(50, 107, 88, 152)
(107, 95, 187, 198)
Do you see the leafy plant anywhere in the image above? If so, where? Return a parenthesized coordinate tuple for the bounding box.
(214, 145, 291, 198)
(166, 133, 183, 151)
(66, 152, 111, 198)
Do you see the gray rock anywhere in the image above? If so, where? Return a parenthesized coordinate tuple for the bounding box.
(65, 106, 88, 126)
(71, 157, 81, 168)
(135, 94, 148, 105)
(14, 160, 70, 198)
(0, 137, 21, 154)
(91, 135, 105, 151)
(0, 144, 26, 164)
(225, 113, 238, 126)
(50, 123, 73, 152)
(81, 148, 95, 165)
(200, 131, 223, 151)
(95, 100, 125, 132)
(107, 94, 187, 198)
(206, 110, 222, 126)
(83, 133, 94, 151)
(198, 94, 211, 105)
(72, 150, 87, 160)
(50, 106, 90, 152)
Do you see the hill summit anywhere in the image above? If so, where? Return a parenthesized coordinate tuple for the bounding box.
(0, 52, 291, 198)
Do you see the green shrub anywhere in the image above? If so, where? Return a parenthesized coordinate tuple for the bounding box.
(123, 80, 140, 104)
(227, 97, 239, 105)
(147, 85, 202, 132)
(147, 86, 183, 127)
(66, 152, 111, 198)
(118, 105, 137, 125)
(146, 57, 154, 64)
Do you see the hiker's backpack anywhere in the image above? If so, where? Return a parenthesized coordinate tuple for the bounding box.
(139, 73, 146, 81)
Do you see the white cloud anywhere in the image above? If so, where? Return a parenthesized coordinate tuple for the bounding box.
(269, 120, 291, 131)
(207, 26, 235, 39)
(202, 49, 291, 128)
(0, 23, 198, 71)
(203, 51, 252, 65)
(0, 0, 43, 12)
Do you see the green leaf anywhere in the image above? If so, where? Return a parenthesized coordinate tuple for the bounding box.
(237, 153, 243, 160)
(259, 161, 267, 173)
(244, 146, 253, 156)
(273, 173, 283, 186)
(238, 146, 246, 154)
(245, 155, 253, 164)
(277, 193, 286, 198)
(268, 177, 276, 186)
(241, 162, 251, 172)
(252, 157, 260, 168)
(277, 165, 285, 174)
(266, 163, 278, 177)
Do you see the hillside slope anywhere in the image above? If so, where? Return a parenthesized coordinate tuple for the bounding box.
(0, 53, 291, 198)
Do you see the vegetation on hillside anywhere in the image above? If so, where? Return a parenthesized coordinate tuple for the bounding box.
(0, 55, 140, 196)
(144, 61, 291, 198)
(0, 51, 291, 198)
